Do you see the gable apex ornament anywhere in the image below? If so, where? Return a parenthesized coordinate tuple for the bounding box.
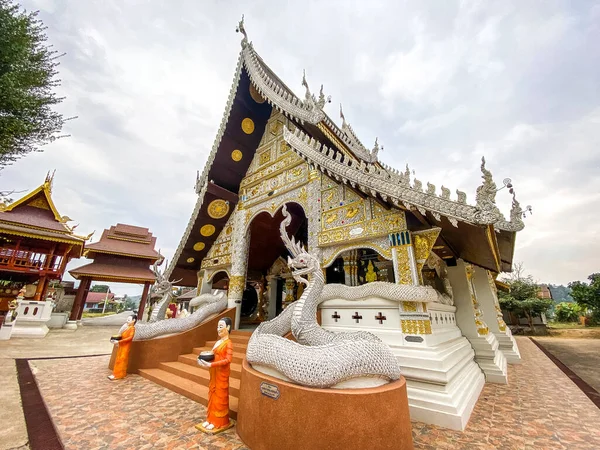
(236, 14, 249, 47)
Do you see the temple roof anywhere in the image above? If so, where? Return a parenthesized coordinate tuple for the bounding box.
(84, 224, 162, 260)
(70, 261, 157, 283)
(0, 173, 87, 254)
(167, 18, 528, 283)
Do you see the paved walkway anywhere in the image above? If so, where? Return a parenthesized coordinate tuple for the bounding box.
(534, 337, 600, 393)
(82, 311, 135, 327)
(4, 336, 599, 449)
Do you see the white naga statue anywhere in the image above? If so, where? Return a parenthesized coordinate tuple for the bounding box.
(118, 262, 227, 341)
(246, 206, 402, 389)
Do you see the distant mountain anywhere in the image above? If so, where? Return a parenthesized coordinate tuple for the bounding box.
(547, 284, 573, 303)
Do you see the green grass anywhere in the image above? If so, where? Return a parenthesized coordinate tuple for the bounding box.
(82, 312, 118, 318)
(547, 321, 600, 329)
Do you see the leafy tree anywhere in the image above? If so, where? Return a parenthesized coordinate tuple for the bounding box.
(569, 273, 600, 325)
(0, 0, 67, 166)
(554, 302, 582, 323)
(90, 284, 110, 293)
(123, 294, 138, 311)
(498, 276, 553, 333)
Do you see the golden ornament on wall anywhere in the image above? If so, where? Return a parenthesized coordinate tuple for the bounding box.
(242, 118, 255, 134)
(249, 84, 265, 103)
(231, 149, 243, 162)
(200, 224, 216, 237)
(207, 199, 229, 219)
(187, 257, 195, 263)
(193, 242, 205, 251)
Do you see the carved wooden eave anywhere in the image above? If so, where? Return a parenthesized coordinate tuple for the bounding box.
(282, 126, 524, 234)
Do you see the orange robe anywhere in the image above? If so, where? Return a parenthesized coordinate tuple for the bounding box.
(112, 324, 135, 379)
(207, 339, 233, 428)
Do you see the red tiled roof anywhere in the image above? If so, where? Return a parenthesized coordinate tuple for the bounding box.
(84, 292, 115, 304)
(0, 205, 71, 233)
(84, 224, 161, 260)
(69, 261, 157, 282)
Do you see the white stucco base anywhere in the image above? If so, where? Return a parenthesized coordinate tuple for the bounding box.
(11, 300, 53, 339)
(494, 329, 522, 364)
(64, 320, 78, 330)
(468, 333, 508, 384)
(320, 298, 485, 431)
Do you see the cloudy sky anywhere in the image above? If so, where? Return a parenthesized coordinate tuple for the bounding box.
(5, 0, 599, 295)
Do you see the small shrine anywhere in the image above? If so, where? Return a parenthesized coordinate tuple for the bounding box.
(68, 223, 162, 328)
(0, 172, 88, 338)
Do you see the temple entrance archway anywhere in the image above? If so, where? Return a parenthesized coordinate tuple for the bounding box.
(241, 202, 307, 327)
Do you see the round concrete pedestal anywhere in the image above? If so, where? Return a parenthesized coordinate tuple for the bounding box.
(237, 360, 413, 450)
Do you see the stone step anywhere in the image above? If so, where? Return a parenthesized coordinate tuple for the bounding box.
(138, 368, 238, 419)
(192, 346, 246, 364)
(178, 353, 243, 378)
(158, 361, 241, 397)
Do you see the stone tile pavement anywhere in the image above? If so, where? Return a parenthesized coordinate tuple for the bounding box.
(12, 335, 600, 449)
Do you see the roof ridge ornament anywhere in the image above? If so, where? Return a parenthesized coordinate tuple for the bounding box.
(236, 14, 248, 47)
(302, 70, 331, 114)
(474, 156, 503, 222)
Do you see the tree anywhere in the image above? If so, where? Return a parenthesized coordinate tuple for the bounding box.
(0, 0, 66, 166)
(90, 284, 110, 293)
(498, 276, 553, 333)
(554, 302, 582, 323)
(569, 273, 600, 324)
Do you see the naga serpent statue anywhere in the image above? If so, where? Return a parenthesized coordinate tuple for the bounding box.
(246, 206, 402, 389)
(118, 261, 228, 341)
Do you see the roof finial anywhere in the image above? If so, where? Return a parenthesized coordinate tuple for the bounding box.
(44, 169, 56, 192)
(236, 14, 248, 47)
(340, 104, 346, 127)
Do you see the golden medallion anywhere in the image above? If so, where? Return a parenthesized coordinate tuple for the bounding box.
(187, 257, 195, 263)
(200, 224, 216, 237)
(249, 84, 265, 103)
(207, 199, 229, 219)
(193, 242, 205, 251)
(231, 149, 243, 162)
(241, 118, 255, 134)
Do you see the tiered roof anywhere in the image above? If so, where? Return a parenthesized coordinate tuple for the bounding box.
(167, 18, 528, 285)
(0, 172, 88, 256)
(70, 223, 162, 283)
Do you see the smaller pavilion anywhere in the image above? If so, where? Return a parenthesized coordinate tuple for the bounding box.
(68, 224, 162, 328)
(0, 173, 88, 333)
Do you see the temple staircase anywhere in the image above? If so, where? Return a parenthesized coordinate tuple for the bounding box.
(138, 330, 252, 419)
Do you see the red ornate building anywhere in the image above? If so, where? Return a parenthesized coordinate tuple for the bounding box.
(0, 173, 87, 317)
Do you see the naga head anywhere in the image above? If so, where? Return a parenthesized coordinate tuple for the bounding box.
(150, 260, 182, 297)
(280, 205, 320, 284)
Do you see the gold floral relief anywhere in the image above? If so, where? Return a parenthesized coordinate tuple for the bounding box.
(231, 149, 243, 162)
(207, 199, 230, 219)
(401, 319, 432, 335)
(200, 224, 216, 237)
(402, 301, 417, 312)
(259, 150, 271, 165)
(228, 275, 246, 296)
(241, 118, 255, 134)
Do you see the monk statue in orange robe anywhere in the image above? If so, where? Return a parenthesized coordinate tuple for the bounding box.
(196, 317, 234, 433)
(108, 314, 136, 380)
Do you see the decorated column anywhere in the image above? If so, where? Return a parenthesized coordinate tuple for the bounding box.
(229, 209, 250, 329)
(389, 230, 433, 335)
(137, 281, 151, 322)
(342, 250, 359, 286)
(447, 259, 508, 383)
(471, 266, 521, 363)
(266, 275, 278, 320)
(196, 270, 213, 295)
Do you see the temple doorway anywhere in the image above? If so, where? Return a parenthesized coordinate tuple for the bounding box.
(326, 248, 394, 286)
(241, 202, 307, 326)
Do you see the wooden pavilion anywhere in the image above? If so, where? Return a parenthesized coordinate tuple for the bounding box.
(0, 173, 87, 319)
(68, 223, 162, 326)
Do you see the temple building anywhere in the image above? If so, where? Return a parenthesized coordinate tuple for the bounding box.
(69, 223, 162, 327)
(166, 19, 528, 430)
(0, 173, 88, 327)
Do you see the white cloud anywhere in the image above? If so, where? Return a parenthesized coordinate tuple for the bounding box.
(2, 0, 598, 294)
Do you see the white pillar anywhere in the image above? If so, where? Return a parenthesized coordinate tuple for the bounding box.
(472, 266, 521, 364)
(229, 209, 250, 329)
(447, 259, 508, 384)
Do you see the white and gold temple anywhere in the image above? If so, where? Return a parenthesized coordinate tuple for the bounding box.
(167, 19, 527, 430)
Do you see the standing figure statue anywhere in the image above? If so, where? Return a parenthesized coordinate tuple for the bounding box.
(108, 314, 137, 381)
(196, 317, 234, 434)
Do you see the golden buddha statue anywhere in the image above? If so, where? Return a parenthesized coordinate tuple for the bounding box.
(365, 260, 378, 283)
